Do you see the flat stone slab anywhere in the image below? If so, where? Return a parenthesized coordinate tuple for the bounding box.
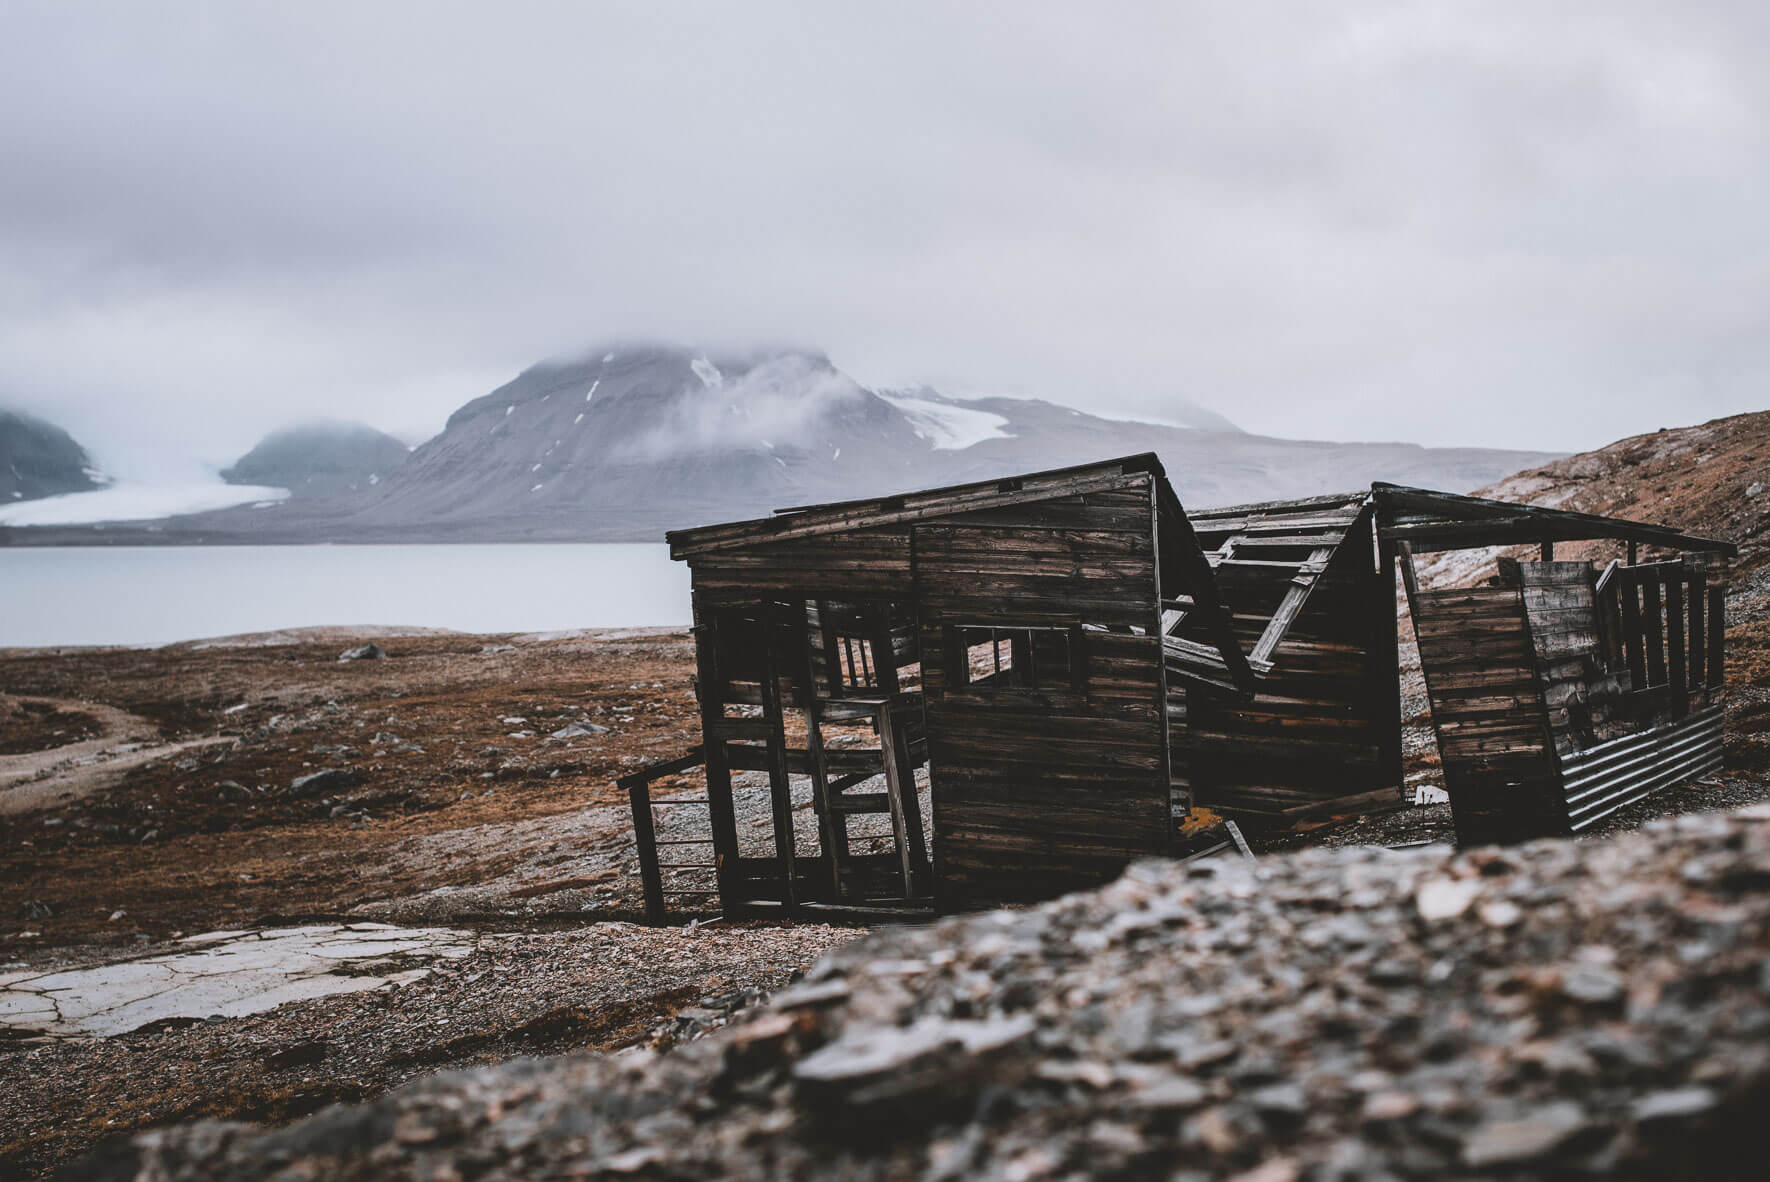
(0, 923, 474, 1038)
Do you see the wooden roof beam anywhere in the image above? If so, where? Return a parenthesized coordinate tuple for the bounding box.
(1371, 484, 1735, 557)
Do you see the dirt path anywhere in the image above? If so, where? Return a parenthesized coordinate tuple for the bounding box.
(0, 698, 234, 817)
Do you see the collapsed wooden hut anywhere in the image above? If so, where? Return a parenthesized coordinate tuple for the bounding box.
(624, 454, 1733, 922)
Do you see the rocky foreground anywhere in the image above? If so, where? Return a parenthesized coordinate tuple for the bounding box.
(76, 806, 1770, 1180)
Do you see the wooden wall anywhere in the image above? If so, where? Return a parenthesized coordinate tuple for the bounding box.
(1187, 523, 1399, 823)
(687, 526, 913, 603)
(914, 479, 1171, 910)
(1517, 561, 1633, 755)
(1413, 556, 1729, 845)
(1516, 559, 1726, 832)
(1409, 580, 1566, 846)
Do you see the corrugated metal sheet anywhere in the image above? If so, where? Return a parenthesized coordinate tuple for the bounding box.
(1559, 704, 1724, 831)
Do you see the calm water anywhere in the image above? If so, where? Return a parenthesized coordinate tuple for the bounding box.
(0, 544, 691, 648)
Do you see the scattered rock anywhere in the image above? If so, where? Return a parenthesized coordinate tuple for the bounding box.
(339, 644, 386, 662)
(61, 808, 1770, 1180)
(1415, 876, 1481, 921)
(550, 722, 609, 739)
(1460, 1102, 1594, 1168)
(289, 768, 361, 798)
(1559, 962, 1625, 1006)
(214, 780, 253, 802)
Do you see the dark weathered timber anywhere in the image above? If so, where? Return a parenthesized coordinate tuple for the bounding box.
(1707, 583, 1725, 688)
(1689, 568, 1707, 689)
(1643, 580, 1667, 687)
(1372, 483, 1738, 557)
(629, 779, 666, 925)
(1667, 575, 1687, 696)
(631, 455, 1735, 922)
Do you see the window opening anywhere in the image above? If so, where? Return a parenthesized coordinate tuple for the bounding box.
(953, 625, 1077, 691)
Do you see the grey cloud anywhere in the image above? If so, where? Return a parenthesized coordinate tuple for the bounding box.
(1, 0, 1767, 478)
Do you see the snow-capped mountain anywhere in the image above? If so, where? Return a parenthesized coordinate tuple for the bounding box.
(1, 344, 1563, 542)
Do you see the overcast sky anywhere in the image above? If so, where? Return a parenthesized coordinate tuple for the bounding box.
(3, 2, 1767, 478)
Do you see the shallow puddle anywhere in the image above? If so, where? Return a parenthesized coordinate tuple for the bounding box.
(0, 923, 474, 1038)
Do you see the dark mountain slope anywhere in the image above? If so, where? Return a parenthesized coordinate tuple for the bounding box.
(0, 409, 105, 503)
(221, 421, 411, 499)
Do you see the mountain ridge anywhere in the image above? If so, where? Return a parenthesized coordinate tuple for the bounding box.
(0, 344, 1562, 543)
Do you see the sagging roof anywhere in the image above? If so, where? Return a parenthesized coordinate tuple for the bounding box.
(667, 453, 1259, 695)
(1369, 483, 1739, 556)
(665, 453, 1171, 558)
(665, 454, 1735, 697)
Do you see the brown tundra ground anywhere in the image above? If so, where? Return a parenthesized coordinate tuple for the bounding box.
(5, 619, 1768, 1177)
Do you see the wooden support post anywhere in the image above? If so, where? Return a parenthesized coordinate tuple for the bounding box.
(871, 608, 901, 696)
(1540, 540, 1554, 562)
(1620, 575, 1646, 689)
(629, 781, 666, 925)
(1628, 540, 1639, 566)
(1396, 541, 1421, 601)
(800, 605, 846, 902)
(1688, 571, 1707, 693)
(892, 702, 929, 879)
(1706, 583, 1725, 689)
(692, 598, 741, 910)
(876, 701, 929, 896)
(758, 602, 799, 915)
(1374, 532, 1405, 802)
(1666, 574, 1687, 698)
(1643, 578, 1666, 687)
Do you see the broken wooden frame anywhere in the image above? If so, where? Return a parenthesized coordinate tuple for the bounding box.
(624, 454, 1736, 922)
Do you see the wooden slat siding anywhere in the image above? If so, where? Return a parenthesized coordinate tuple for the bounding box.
(691, 600, 743, 909)
(1150, 481, 1180, 824)
(1186, 523, 1396, 824)
(1666, 576, 1686, 696)
(1688, 566, 1707, 689)
(1621, 577, 1646, 688)
(1643, 579, 1667, 687)
(688, 527, 913, 599)
(915, 480, 1170, 911)
(1516, 562, 1615, 760)
(671, 464, 1159, 557)
(1407, 570, 1565, 847)
(1707, 579, 1725, 688)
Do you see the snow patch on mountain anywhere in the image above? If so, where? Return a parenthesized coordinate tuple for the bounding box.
(690, 358, 723, 388)
(0, 480, 289, 525)
(876, 391, 1014, 450)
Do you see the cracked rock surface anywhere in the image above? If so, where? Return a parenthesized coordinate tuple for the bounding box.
(0, 923, 473, 1038)
(81, 805, 1770, 1180)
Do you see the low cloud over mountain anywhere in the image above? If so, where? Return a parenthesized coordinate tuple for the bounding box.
(3, 344, 1562, 542)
